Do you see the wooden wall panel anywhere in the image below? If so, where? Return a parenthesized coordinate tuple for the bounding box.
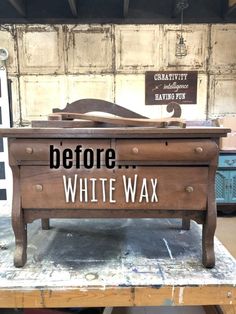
(174, 74, 207, 120)
(210, 25, 236, 73)
(66, 75, 114, 104)
(115, 74, 207, 120)
(20, 76, 67, 121)
(115, 25, 160, 73)
(0, 23, 235, 124)
(209, 75, 236, 117)
(162, 25, 209, 71)
(17, 25, 64, 74)
(66, 25, 113, 74)
(115, 74, 163, 118)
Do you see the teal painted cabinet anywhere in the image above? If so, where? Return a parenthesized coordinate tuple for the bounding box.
(216, 152, 236, 204)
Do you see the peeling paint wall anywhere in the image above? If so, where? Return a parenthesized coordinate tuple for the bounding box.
(0, 23, 236, 124)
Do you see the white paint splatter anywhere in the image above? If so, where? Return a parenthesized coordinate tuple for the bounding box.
(171, 285, 175, 302)
(163, 238, 173, 259)
(179, 287, 185, 304)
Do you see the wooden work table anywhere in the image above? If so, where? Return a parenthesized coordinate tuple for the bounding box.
(0, 126, 230, 269)
(0, 217, 235, 308)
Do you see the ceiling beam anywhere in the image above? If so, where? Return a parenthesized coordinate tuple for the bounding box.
(172, 0, 180, 18)
(68, 0, 78, 17)
(8, 0, 26, 17)
(123, 0, 129, 18)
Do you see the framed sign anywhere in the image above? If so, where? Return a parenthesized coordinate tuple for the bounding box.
(145, 71, 198, 105)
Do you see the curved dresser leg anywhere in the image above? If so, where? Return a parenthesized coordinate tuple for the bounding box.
(12, 214, 27, 267)
(182, 218, 191, 230)
(202, 209, 216, 268)
(11, 166, 27, 267)
(41, 219, 50, 230)
(202, 160, 217, 268)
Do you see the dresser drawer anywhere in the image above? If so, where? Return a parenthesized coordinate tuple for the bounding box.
(20, 166, 208, 211)
(218, 154, 236, 168)
(116, 139, 218, 162)
(9, 139, 110, 164)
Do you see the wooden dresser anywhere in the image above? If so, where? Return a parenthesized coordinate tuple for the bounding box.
(0, 127, 229, 268)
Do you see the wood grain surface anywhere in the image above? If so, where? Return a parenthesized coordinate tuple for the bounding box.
(20, 166, 208, 210)
(115, 139, 218, 162)
(1, 126, 230, 267)
(0, 286, 235, 308)
(0, 127, 230, 139)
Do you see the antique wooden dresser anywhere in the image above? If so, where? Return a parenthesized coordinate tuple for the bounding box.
(0, 101, 230, 268)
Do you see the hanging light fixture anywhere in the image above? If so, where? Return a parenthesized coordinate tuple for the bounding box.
(175, 0, 188, 58)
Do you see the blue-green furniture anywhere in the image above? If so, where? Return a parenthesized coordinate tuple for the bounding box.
(216, 151, 236, 213)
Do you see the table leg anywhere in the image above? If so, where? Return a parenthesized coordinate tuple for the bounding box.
(182, 218, 191, 230)
(202, 211, 216, 268)
(202, 161, 217, 268)
(41, 219, 50, 230)
(11, 166, 27, 267)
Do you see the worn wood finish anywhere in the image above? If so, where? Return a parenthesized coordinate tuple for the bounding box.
(32, 120, 104, 128)
(9, 139, 110, 164)
(41, 219, 50, 230)
(9, 138, 218, 164)
(24, 209, 205, 223)
(182, 218, 191, 230)
(0, 125, 229, 267)
(116, 139, 218, 162)
(65, 102, 181, 121)
(0, 286, 235, 308)
(53, 99, 147, 119)
(202, 156, 218, 268)
(20, 166, 208, 210)
(48, 112, 186, 128)
(0, 127, 230, 139)
(11, 166, 27, 267)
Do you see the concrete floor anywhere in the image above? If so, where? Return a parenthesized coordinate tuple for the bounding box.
(216, 214, 236, 258)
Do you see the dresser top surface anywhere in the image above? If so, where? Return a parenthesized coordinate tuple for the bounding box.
(0, 127, 230, 139)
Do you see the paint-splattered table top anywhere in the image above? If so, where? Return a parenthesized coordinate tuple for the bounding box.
(0, 217, 235, 308)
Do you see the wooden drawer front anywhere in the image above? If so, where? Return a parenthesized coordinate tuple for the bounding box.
(116, 140, 218, 162)
(9, 139, 110, 164)
(218, 154, 236, 168)
(21, 166, 208, 210)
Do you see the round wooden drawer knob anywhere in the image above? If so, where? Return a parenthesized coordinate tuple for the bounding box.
(185, 186, 194, 193)
(26, 147, 33, 154)
(35, 184, 43, 192)
(195, 147, 203, 154)
(132, 147, 139, 154)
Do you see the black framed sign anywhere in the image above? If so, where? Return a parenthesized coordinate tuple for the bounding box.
(145, 71, 198, 105)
